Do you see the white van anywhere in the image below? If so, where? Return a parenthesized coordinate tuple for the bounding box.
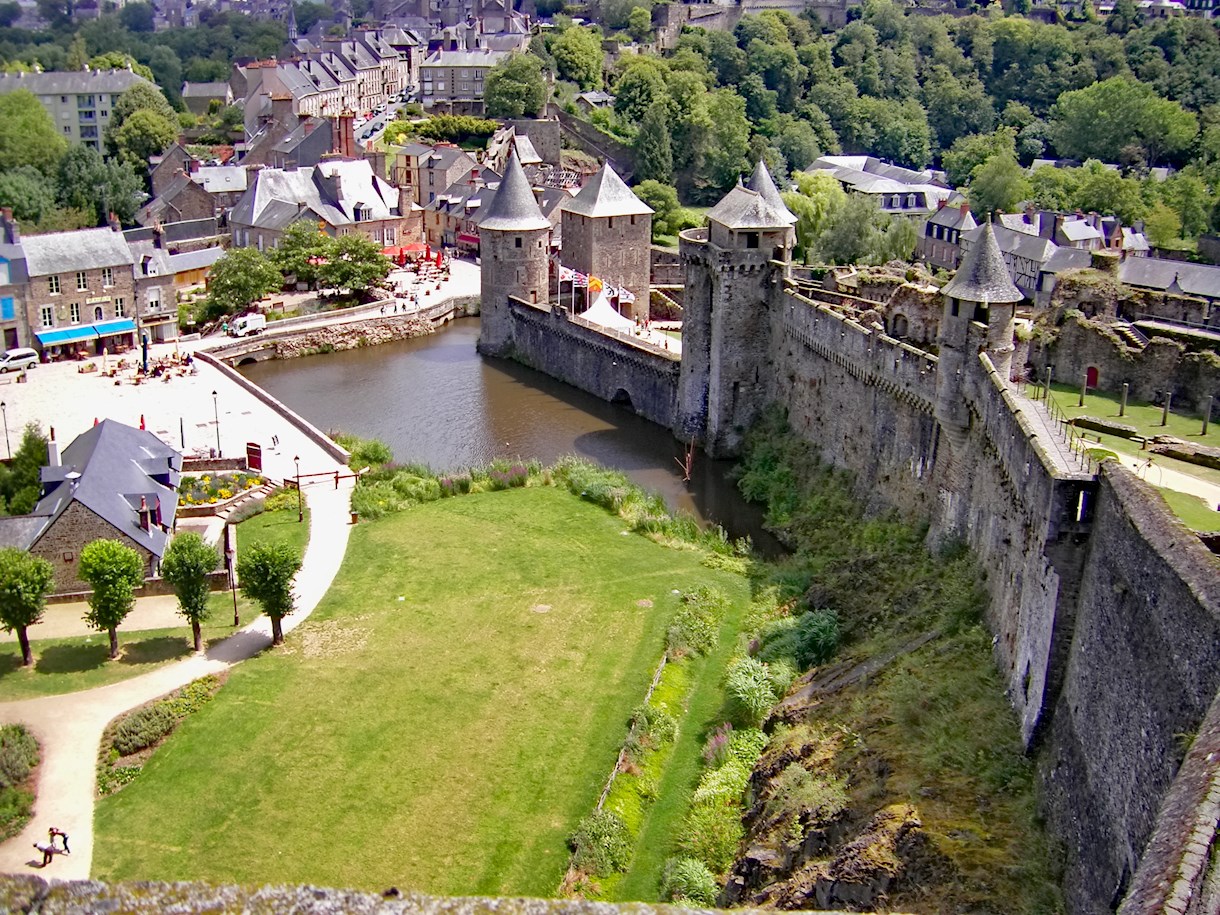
(229, 314, 267, 337)
(0, 348, 37, 373)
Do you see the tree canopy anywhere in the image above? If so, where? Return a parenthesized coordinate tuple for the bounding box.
(237, 541, 301, 645)
(0, 548, 54, 666)
(206, 247, 284, 318)
(79, 538, 145, 659)
(1048, 76, 1197, 166)
(0, 90, 67, 175)
(161, 532, 220, 652)
(483, 53, 547, 118)
(550, 24, 604, 90)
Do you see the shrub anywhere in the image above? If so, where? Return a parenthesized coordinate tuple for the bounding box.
(666, 586, 730, 659)
(702, 722, 734, 767)
(0, 786, 33, 841)
(630, 703, 678, 746)
(351, 480, 411, 520)
(692, 758, 752, 806)
(0, 725, 38, 790)
(726, 727, 769, 767)
(439, 473, 472, 496)
(661, 857, 719, 906)
(111, 705, 176, 757)
(757, 609, 840, 669)
(678, 802, 745, 874)
(262, 487, 300, 513)
(725, 657, 778, 727)
(391, 473, 442, 502)
(570, 811, 632, 876)
(487, 461, 530, 491)
(763, 762, 849, 827)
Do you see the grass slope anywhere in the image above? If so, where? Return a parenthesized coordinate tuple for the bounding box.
(92, 487, 746, 896)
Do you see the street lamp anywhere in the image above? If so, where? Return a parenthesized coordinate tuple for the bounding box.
(212, 390, 221, 457)
(294, 455, 303, 523)
(0, 401, 8, 460)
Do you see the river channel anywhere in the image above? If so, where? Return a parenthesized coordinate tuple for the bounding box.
(239, 318, 780, 550)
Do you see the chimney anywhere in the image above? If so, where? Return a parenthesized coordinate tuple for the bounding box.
(108, 211, 121, 232)
(152, 225, 164, 249)
(0, 207, 18, 244)
(959, 201, 969, 216)
(46, 435, 60, 468)
(335, 110, 356, 159)
(270, 93, 294, 124)
(138, 496, 150, 531)
(937, 198, 946, 210)
(153, 496, 162, 528)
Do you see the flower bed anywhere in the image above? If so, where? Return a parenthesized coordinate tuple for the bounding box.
(179, 471, 266, 515)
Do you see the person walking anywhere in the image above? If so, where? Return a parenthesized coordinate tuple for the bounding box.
(49, 827, 70, 854)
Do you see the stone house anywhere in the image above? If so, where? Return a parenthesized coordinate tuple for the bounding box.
(419, 47, 510, 114)
(805, 155, 953, 218)
(137, 174, 217, 226)
(25, 224, 139, 356)
(181, 80, 234, 116)
(918, 200, 977, 270)
(559, 161, 653, 319)
(0, 420, 180, 593)
(392, 142, 478, 207)
(230, 157, 420, 251)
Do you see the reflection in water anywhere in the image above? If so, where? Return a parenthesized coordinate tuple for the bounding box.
(240, 319, 780, 551)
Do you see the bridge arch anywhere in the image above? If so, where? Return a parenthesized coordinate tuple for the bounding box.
(610, 388, 635, 412)
(237, 357, 258, 367)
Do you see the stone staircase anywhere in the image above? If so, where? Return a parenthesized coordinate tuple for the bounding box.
(1113, 321, 1149, 350)
(214, 482, 281, 524)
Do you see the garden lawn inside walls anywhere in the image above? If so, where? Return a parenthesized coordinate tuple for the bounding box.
(91, 486, 748, 896)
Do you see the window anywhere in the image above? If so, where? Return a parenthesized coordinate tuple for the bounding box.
(459, 82, 470, 92)
(48, 276, 60, 295)
(79, 126, 97, 138)
(114, 299, 124, 317)
(101, 267, 113, 287)
(147, 288, 161, 309)
(40, 306, 53, 327)
(436, 81, 446, 92)
(745, 232, 759, 249)
(0, 297, 12, 320)
(76, 271, 88, 291)
(514, 237, 522, 248)
(63, 126, 71, 135)
(69, 303, 80, 324)
(100, 110, 108, 118)
(384, 227, 395, 244)
(93, 305, 103, 322)
(60, 95, 67, 103)
(460, 68, 470, 78)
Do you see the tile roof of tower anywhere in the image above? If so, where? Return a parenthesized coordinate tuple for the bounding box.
(560, 162, 652, 218)
(745, 160, 796, 226)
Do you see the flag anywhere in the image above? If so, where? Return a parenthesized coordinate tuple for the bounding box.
(573, 271, 589, 288)
(558, 266, 575, 283)
(619, 288, 636, 304)
(589, 275, 604, 293)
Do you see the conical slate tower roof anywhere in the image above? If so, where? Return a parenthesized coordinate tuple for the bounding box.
(478, 150, 550, 232)
(745, 160, 796, 226)
(942, 219, 1023, 304)
(561, 162, 653, 218)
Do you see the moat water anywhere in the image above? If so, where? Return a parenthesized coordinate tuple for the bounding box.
(239, 318, 780, 550)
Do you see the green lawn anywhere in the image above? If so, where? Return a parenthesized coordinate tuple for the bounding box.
(0, 506, 307, 701)
(92, 486, 747, 897)
(1156, 487, 1220, 532)
(1043, 381, 1220, 445)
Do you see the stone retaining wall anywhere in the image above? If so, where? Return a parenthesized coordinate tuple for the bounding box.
(269, 316, 434, 359)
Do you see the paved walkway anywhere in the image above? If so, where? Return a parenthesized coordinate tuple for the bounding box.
(0, 474, 355, 880)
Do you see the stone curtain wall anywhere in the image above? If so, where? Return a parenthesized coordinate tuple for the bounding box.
(505, 298, 681, 429)
(1041, 465, 1220, 914)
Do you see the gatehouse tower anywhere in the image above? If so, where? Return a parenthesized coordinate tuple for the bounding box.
(476, 150, 551, 357)
(677, 161, 796, 457)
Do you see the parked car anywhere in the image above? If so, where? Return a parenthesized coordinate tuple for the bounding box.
(0, 347, 37, 373)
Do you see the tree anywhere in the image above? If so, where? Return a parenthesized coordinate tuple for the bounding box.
(551, 25, 604, 90)
(768, 115, 822, 174)
(237, 541, 301, 645)
(633, 102, 672, 183)
(627, 6, 652, 44)
(0, 167, 59, 225)
(89, 52, 155, 83)
(56, 145, 144, 225)
(118, 1, 155, 31)
(1144, 201, 1182, 247)
(697, 89, 750, 196)
(968, 151, 1032, 217)
(270, 220, 330, 288)
(106, 82, 177, 156)
(112, 108, 178, 166)
(161, 533, 220, 652)
(78, 539, 145, 659)
(0, 549, 54, 666)
(613, 56, 669, 125)
(635, 179, 680, 239)
(1048, 77, 1197, 167)
(0, 424, 48, 515)
(0, 90, 67, 175)
(317, 234, 392, 294)
(206, 247, 283, 316)
(784, 172, 847, 263)
(483, 53, 547, 118)
(943, 128, 1018, 190)
(0, 3, 22, 27)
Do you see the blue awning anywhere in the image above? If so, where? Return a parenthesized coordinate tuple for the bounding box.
(35, 326, 100, 346)
(93, 318, 137, 337)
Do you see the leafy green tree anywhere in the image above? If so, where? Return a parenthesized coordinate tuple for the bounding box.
(0, 167, 59, 226)
(106, 82, 177, 156)
(89, 52, 155, 83)
(783, 172, 847, 263)
(600, 0, 650, 29)
(1074, 160, 1146, 223)
(206, 247, 283, 317)
(634, 179, 680, 239)
(0, 424, 48, 516)
(1048, 77, 1197, 167)
(613, 56, 669, 125)
(696, 89, 750, 196)
(551, 25, 603, 90)
(270, 220, 330, 288)
(0, 90, 67, 176)
(943, 128, 1018, 190)
(112, 108, 178, 165)
(146, 47, 184, 107)
(238, 541, 301, 645)
(79, 539, 145, 659)
(767, 115, 822, 174)
(1144, 201, 1182, 247)
(627, 6, 652, 44)
(317, 234, 392, 294)
(484, 53, 547, 118)
(968, 151, 1032, 217)
(1106, 0, 1142, 34)
(0, 3, 21, 27)
(633, 102, 672, 184)
(1160, 172, 1211, 239)
(0, 548, 54, 666)
(56, 145, 144, 225)
(118, 1, 155, 31)
(160, 532, 220, 652)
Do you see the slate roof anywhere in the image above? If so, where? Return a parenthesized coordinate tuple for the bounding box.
(963, 223, 1058, 267)
(0, 515, 47, 552)
(943, 220, 1023, 304)
(707, 185, 792, 230)
(30, 420, 181, 559)
(745, 160, 796, 226)
(1059, 217, 1103, 243)
(1119, 259, 1220, 301)
(22, 228, 135, 277)
(0, 69, 151, 96)
(231, 159, 403, 231)
(181, 81, 231, 98)
(1042, 246, 1091, 275)
(422, 48, 510, 68)
(927, 204, 977, 232)
(168, 247, 225, 273)
(560, 162, 651, 219)
(478, 151, 549, 232)
(194, 166, 248, 195)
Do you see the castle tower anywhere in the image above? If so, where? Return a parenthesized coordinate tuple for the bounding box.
(677, 162, 796, 457)
(286, 2, 298, 42)
(477, 150, 551, 357)
(558, 161, 654, 320)
(936, 219, 1023, 442)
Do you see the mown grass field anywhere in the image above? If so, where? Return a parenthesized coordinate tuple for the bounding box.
(92, 486, 747, 896)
